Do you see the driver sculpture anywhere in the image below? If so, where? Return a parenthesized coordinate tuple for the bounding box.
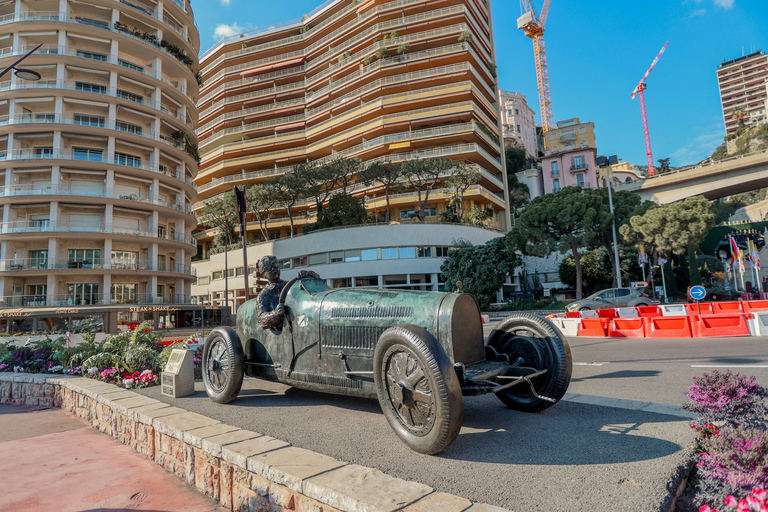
(202, 255, 572, 454)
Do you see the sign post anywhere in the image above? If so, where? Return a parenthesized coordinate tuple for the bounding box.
(688, 285, 707, 316)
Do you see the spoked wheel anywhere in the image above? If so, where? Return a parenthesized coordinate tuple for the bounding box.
(487, 313, 572, 412)
(374, 325, 463, 455)
(202, 328, 244, 404)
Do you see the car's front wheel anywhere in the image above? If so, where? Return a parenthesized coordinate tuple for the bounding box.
(373, 325, 463, 455)
(202, 328, 244, 404)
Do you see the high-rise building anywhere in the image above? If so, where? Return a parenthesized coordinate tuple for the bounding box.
(717, 51, 768, 135)
(195, 0, 508, 259)
(540, 118, 597, 195)
(0, 0, 202, 332)
(498, 90, 538, 161)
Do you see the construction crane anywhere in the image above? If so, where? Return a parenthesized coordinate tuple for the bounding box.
(517, 0, 554, 132)
(631, 41, 669, 177)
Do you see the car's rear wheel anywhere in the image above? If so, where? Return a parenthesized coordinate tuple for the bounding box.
(487, 313, 572, 412)
(202, 328, 244, 404)
(579, 307, 591, 312)
(374, 325, 463, 455)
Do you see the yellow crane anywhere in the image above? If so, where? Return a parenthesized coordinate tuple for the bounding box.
(517, 0, 554, 132)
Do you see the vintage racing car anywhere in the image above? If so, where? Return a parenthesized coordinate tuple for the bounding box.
(202, 276, 572, 454)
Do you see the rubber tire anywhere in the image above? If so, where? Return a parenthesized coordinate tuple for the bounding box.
(486, 313, 572, 412)
(373, 325, 463, 455)
(579, 307, 591, 312)
(202, 327, 245, 404)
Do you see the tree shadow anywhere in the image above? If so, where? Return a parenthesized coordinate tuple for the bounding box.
(571, 369, 661, 382)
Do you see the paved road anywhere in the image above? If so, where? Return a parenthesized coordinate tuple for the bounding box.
(131, 324, 768, 511)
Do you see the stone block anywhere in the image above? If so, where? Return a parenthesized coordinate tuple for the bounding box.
(246, 446, 346, 493)
(465, 504, 512, 512)
(296, 495, 344, 512)
(303, 464, 433, 512)
(220, 461, 234, 510)
(133, 405, 185, 425)
(153, 411, 220, 441)
(95, 389, 137, 405)
(231, 467, 269, 512)
(135, 422, 155, 459)
(201, 430, 262, 458)
(183, 423, 240, 449)
(221, 435, 289, 470)
(403, 493, 473, 512)
(0, 381, 12, 403)
(154, 431, 193, 480)
(108, 395, 161, 416)
(193, 447, 220, 501)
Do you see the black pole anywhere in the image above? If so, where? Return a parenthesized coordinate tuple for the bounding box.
(224, 229, 229, 325)
(0, 43, 43, 79)
(235, 186, 250, 301)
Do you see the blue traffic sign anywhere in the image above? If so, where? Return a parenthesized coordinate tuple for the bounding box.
(689, 285, 707, 301)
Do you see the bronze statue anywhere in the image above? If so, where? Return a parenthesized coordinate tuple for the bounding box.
(255, 255, 318, 330)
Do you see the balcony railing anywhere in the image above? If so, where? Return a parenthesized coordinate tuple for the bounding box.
(0, 221, 197, 246)
(0, 258, 195, 275)
(570, 163, 588, 172)
(0, 294, 195, 307)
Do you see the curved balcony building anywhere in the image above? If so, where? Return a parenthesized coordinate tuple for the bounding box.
(0, 0, 201, 332)
(195, 0, 509, 258)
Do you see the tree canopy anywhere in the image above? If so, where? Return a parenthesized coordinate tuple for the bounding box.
(201, 193, 240, 248)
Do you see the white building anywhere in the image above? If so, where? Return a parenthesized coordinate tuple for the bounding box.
(717, 51, 768, 134)
(499, 91, 538, 161)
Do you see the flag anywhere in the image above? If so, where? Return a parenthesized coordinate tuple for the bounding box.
(638, 249, 648, 266)
(729, 236, 740, 265)
(748, 240, 761, 269)
(657, 250, 668, 266)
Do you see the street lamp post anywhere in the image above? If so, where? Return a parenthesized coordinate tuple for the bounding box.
(597, 155, 622, 288)
(0, 44, 43, 80)
(719, 249, 731, 294)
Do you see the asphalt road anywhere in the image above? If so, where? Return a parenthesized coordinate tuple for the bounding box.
(131, 325, 768, 511)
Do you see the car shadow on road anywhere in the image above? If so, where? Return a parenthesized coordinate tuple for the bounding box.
(571, 369, 661, 382)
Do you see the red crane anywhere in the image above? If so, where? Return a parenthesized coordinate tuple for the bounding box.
(631, 41, 669, 176)
(518, 0, 554, 132)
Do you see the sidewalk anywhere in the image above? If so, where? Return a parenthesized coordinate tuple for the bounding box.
(0, 404, 228, 512)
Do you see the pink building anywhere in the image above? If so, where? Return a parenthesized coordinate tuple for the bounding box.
(541, 148, 598, 194)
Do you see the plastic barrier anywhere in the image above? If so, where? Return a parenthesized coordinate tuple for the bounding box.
(481, 314, 490, 324)
(744, 300, 768, 313)
(636, 306, 662, 317)
(597, 309, 617, 319)
(550, 317, 580, 337)
(748, 312, 768, 336)
(565, 311, 581, 318)
(646, 316, 693, 338)
(580, 310, 598, 318)
(686, 302, 714, 315)
(579, 318, 609, 337)
(692, 314, 750, 337)
(616, 307, 639, 317)
(713, 302, 744, 314)
(661, 304, 688, 317)
(608, 318, 646, 338)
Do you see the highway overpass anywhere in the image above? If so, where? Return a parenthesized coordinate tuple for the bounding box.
(615, 149, 768, 204)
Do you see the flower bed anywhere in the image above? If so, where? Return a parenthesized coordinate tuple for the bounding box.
(677, 370, 768, 511)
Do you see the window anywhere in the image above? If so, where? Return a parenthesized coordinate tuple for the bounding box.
(435, 247, 450, 257)
(579, 126, 587, 135)
(73, 148, 103, 161)
(112, 251, 138, 269)
(615, 289, 631, 297)
(551, 161, 559, 175)
(118, 59, 144, 72)
(30, 218, 49, 230)
(515, 108, 520, 115)
(580, 139, 588, 149)
(329, 251, 344, 263)
(30, 250, 48, 268)
(552, 179, 560, 192)
(73, 114, 105, 127)
(279, 259, 291, 270)
(116, 120, 143, 135)
(292, 256, 307, 268)
(76, 50, 107, 61)
(212, 271, 223, 280)
(235, 267, 244, 277)
(550, 133, 557, 141)
(226, 268, 235, 278)
(417, 247, 433, 258)
(381, 248, 398, 259)
(507, 109, 512, 116)
(361, 249, 377, 261)
(576, 174, 584, 187)
(572, 155, 585, 170)
(157, 225, 166, 238)
(67, 283, 99, 305)
(117, 89, 144, 104)
(400, 209, 416, 220)
(75, 82, 107, 94)
(34, 147, 53, 158)
(423, 205, 437, 217)
(309, 253, 328, 266)
(111, 283, 138, 304)
(197, 276, 210, 286)
(68, 249, 101, 267)
(115, 152, 142, 168)
(552, 145, 559, 153)
(332, 278, 351, 288)
(400, 247, 416, 259)
(516, 124, 521, 133)
(344, 250, 360, 262)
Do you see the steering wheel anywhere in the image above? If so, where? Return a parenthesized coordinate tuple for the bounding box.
(278, 277, 300, 306)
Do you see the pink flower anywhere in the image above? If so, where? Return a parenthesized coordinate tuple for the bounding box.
(725, 496, 739, 508)
(700, 505, 717, 512)
(753, 490, 768, 501)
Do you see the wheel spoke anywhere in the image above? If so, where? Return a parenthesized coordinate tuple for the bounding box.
(406, 366, 425, 388)
(411, 389, 431, 404)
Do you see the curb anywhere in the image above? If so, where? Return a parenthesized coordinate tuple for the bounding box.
(0, 373, 510, 512)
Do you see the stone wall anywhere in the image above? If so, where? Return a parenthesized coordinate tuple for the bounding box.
(0, 374, 507, 512)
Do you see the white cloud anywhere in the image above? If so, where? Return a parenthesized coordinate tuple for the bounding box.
(220, 0, 231, 5)
(213, 22, 243, 41)
(690, 8, 707, 16)
(669, 124, 725, 166)
(713, 0, 735, 8)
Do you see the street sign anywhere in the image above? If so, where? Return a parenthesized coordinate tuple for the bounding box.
(631, 281, 649, 288)
(688, 285, 707, 301)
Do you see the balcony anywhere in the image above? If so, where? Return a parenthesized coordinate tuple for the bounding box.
(0, 257, 196, 275)
(0, 293, 195, 307)
(570, 163, 588, 173)
(0, 221, 197, 246)
(560, 131, 577, 142)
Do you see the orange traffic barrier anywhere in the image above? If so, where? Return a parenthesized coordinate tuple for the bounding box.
(597, 309, 617, 319)
(565, 311, 581, 318)
(646, 316, 693, 338)
(579, 318, 609, 337)
(636, 306, 662, 317)
(744, 300, 768, 313)
(713, 302, 744, 314)
(686, 303, 714, 315)
(608, 318, 646, 337)
(692, 313, 750, 337)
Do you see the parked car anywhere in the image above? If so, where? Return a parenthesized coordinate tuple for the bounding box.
(202, 277, 572, 455)
(565, 287, 651, 312)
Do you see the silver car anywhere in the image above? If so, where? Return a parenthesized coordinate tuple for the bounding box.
(566, 288, 652, 312)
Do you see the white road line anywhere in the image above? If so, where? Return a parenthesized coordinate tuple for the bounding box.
(691, 365, 768, 368)
(574, 362, 610, 366)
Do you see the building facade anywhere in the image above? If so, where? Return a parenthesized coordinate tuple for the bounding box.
(540, 118, 597, 194)
(498, 90, 538, 161)
(0, 0, 201, 332)
(717, 51, 768, 135)
(194, 0, 508, 259)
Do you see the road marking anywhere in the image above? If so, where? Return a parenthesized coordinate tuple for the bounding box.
(574, 362, 610, 366)
(691, 365, 768, 368)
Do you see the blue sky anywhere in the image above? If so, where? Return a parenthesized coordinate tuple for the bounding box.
(192, 0, 768, 167)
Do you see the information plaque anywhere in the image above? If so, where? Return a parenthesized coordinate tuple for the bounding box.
(161, 348, 195, 398)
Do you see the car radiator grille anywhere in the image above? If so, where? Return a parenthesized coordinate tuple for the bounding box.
(321, 326, 385, 350)
(330, 306, 413, 318)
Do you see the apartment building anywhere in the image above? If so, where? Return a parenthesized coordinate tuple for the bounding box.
(192, 0, 509, 309)
(498, 90, 537, 161)
(0, 0, 204, 333)
(717, 51, 768, 135)
(540, 118, 597, 195)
